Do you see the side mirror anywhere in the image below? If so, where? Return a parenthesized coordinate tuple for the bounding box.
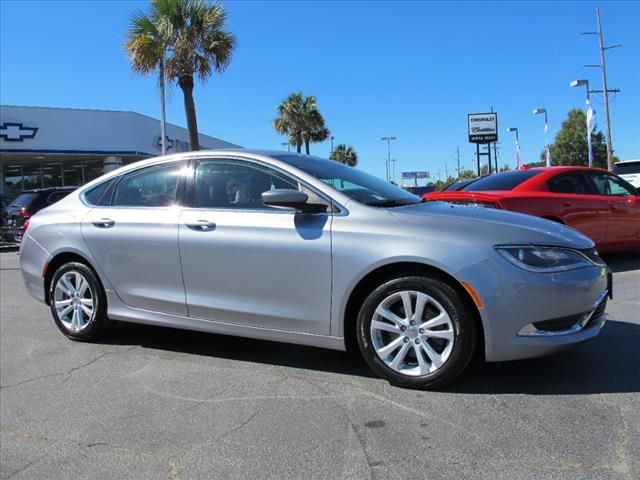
(261, 189, 326, 213)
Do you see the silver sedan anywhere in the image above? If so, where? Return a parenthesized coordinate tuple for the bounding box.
(20, 150, 610, 388)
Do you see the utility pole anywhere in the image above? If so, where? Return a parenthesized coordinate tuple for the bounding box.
(582, 8, 621, 171)
(456, 146, 461, 178)
(159, 57, 167, 155)
(381, 137, 396, 182)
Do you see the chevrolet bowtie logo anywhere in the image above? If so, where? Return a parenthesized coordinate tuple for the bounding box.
(0, 122, 39, 142)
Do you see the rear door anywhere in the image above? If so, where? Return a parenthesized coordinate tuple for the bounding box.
(583, 171, 640, 250)
(81, 161, 189, 315)
(546, 172, 608, 246)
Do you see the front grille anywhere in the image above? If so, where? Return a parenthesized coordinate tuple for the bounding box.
(533, 313, 584, 332)
(581, 247, 606, 266)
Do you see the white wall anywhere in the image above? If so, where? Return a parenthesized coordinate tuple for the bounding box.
(0, 105, 240, 154)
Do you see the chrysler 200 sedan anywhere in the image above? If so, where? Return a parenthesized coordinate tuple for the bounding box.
(20, 150, 610, 389)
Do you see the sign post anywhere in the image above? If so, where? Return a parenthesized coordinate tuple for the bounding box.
(468, 113, 498, 176)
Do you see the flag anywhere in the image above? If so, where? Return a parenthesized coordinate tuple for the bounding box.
(544, 122, 552, 167)
(586, 98, 596, 167)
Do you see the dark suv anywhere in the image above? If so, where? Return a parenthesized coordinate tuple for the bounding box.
(1, 187, 76, 243)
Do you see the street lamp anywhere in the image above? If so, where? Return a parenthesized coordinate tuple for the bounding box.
(506, 127, 521, 169)
(329, 136, 335, 154)
(570, 79, 595, 167)
(533, 108, 552, 167)
(381, 136, 397, 182)
(281, 142, 291, 152)
(390, 158, 397, 183)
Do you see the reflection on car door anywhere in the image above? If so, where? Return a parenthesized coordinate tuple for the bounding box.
(547, 172, 608, 246)
(81, 161, 188, 315)
(178, 158, 333, 334)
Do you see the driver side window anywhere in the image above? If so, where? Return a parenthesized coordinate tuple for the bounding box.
(193, 159, 299, 210)
(586, 172, 635, 197)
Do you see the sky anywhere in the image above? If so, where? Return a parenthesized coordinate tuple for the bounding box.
(1, 0, 639, 182)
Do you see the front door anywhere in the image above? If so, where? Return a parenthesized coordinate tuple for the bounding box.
(81, 161, 188, 315)
(178, 158, 333, 334)
(584, 171, 640, 250)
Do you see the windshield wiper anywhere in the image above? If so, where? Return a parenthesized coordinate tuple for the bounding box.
(364, 199, 420, 208)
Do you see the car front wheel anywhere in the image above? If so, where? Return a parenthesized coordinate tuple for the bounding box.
(357, 276, 478, 389)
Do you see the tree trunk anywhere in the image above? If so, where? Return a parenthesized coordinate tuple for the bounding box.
(305, 139, 310, 155)
(296, 140, 302, 153)
(178, 75, 200, 151)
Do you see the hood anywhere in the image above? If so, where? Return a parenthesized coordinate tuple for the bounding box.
(388, 201, 594, 250)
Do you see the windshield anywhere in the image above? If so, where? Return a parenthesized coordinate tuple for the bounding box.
(613, 161, 640, 175)
(274, 154, 421, 207)
(461, 170, 542, 191)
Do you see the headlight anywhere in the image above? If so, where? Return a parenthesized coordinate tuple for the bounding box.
(495, 245, 596, 273)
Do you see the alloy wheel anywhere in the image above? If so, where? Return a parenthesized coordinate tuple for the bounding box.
(53, 271, 95, 333)
(370, 290, 455, 376)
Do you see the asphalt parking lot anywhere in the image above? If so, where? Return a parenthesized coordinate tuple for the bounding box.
(1, 250, 639, 480)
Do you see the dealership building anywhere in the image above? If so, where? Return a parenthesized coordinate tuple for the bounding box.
(0, 105, 240, 194)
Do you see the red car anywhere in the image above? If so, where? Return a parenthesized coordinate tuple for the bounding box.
(423, 167, 640, 253)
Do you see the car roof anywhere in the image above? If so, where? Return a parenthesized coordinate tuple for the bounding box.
(614, 159, 640, 165)
(20, 187, 78, 194)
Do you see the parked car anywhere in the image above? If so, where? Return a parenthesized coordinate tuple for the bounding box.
(423, 167, 640, 253)
(441, 178, 479, 191)
(1, 187, 76, 243)
(613, 160, 640, 188)
(1, 192, 16, 219)
(20, 151, 610, 389)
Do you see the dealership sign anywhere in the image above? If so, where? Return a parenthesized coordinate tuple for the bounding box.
(468, 113, 498, 143)
(0, 122, 38, 142)
(401, 171, 429, 180)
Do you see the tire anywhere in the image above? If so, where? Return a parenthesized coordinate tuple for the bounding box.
(49, 261, 110, 341)
(356, 276, 477, 389)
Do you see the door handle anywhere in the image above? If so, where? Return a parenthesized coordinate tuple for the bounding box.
(186, 220, 216, 231)
(92, 218, 115, 228)
(562, 202, 572, 207)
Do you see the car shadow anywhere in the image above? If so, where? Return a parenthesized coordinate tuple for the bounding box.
(602, 251, 640, 273)
(101, 319, 640, 395)
(102, 322, 376, 379)
(449, 319, 640, 395)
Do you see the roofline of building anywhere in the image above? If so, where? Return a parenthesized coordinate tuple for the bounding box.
(0, 104, 239, 145)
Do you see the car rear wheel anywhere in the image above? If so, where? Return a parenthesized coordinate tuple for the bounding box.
(49, 262, 110, 341)
(356, 276, 477, 389)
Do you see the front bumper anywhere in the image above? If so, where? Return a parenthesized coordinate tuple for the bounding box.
(456, 254, 609, 362)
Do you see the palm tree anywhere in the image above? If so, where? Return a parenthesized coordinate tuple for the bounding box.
(273, 92, 330, 155)
(126, 0, 236, 151)
(329, 144, 358, 167)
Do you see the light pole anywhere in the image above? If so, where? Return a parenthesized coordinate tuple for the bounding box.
(570, 79, 595, 167)
(329, 136, 335, 154)
(390, 158, 397, 183)
(506, 127, 521, 169)
(533, 108, 552, 167)
(281, 142, 291, 152)
(381, 136, 396, 182)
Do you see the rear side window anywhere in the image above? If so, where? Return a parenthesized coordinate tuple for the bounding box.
(84, 180, 115, 206)
(112, 163, 183, 207)
(547, 173, 591, 194)
(46, 191, 72, 204)
(461, 170, 542, 191)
